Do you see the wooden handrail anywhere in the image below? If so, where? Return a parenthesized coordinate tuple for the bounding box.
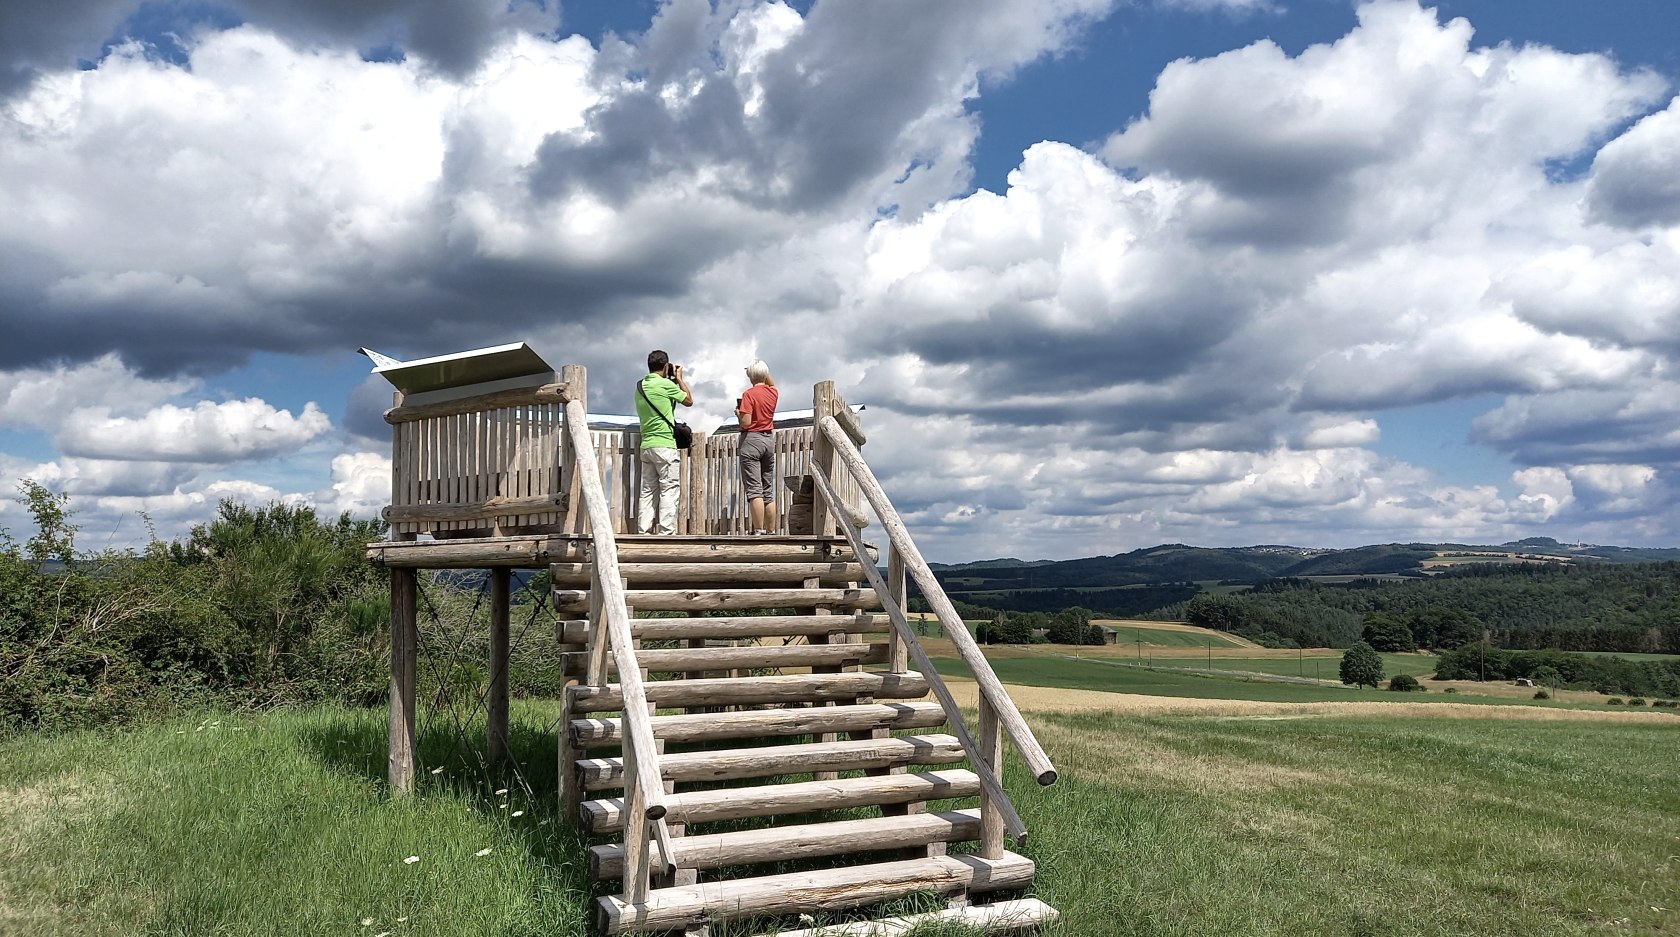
(562, 398, 671, 825)
(816, 416, 1058, 786)
(808, 468, 1028, 841)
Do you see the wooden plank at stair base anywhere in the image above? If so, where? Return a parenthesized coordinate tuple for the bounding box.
(548, 562, 868, 587)
(561, 642, 889, 677)
(597, 851, 1036, 935)
(558, 614, 889, 644)
(591, 808, 982, 879)
(571, 701, 947, 747)
(567, 671, 929, 714)
(579, 734, 963, 790)
(554, 587, 881, 615)
(583, 769, 981, 833)
(768, 897, 1059, 937)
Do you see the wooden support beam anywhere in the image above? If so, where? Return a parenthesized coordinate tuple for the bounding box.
(384, 382, 569, 424)
(832, 403, 867, 448)
(388, 567, 417, 795)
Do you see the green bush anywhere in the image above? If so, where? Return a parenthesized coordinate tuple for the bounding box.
(1532, 690, 1550, 700)
(1628, 697, 1647, 706)
(1607, 698, 1624, 705)
(1387, 674, 1422, 692)
(1442, 686, 1459, 694)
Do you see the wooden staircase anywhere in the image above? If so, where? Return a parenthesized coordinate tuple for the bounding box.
(555, 543, 1058, 935)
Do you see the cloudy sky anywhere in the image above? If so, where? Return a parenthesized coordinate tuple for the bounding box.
(2, 0, 1679, 561)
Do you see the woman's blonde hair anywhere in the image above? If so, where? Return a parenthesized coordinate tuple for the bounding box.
(746, 359, 771, 384)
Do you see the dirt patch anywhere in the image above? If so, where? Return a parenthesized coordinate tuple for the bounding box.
(938, 677, 1680, 724)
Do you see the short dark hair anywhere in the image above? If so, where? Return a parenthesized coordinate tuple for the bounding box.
(647, 349, 669, 373)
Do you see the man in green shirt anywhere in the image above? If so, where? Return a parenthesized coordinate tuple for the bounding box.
(634, 349, 693, 534)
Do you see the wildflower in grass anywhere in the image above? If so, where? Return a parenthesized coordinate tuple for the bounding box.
(495, 788, 508, 795)
(375, 932, 391, 937)
(511, 810, 524, 818)
(403, 855, 419, 865)
(475, 847, 493, 857)
(430, 766, 444, 775)
(361, 917, 374, 926)
(396, 917, 408, 923)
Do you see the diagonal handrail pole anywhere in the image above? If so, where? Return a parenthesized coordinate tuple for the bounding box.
(562, 396, 670, 827)
(817, 416, 1058, 786)
(809, 468, 1028, 841)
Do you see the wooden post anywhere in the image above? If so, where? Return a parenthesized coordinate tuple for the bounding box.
(561, 364, 588, 535)
(686, 430, 709, 535)
(810, 381, 837, 536)
(389, 567, 418, 795)
(488, 567, 511, 766)
(977, 697, 1005, 859)
(622, 741, 651, 903)
(888, 547, 908, 673)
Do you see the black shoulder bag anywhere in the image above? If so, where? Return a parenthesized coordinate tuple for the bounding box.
(638, 378, 693, 449)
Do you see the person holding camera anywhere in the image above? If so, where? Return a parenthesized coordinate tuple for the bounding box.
(635, 349, 692, 535)
(734, 359, 779, 535)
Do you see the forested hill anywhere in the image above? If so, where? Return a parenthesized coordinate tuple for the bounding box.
(931, 537, 1680, 587)
(1155, 563, 1680, 653)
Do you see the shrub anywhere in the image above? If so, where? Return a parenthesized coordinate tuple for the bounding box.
(1387, 674, 1422, 692)
(1628, 697, 1647, 706)
(1532, 690, 1550, 700)
(1443, 686, 1459, 694)
(1607, 698, 1624, 705)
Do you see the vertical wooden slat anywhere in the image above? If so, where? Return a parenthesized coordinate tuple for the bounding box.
(978, 697, 1005, 859)
(888, 547, 908, 673)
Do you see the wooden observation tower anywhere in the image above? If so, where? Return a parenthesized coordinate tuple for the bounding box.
(364, 344, 1060, 936)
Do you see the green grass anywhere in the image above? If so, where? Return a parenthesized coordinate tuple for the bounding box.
(1009, 712, 1680, 936)
(1148, 653, 1438, 680)
(1099, 625, 1247, 649)
(934, 655, 1577, 707)
(4, 703, 1678, 936)
(0, 702, 593, 937)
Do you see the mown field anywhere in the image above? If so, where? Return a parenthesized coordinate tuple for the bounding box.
(3, 698, 1676, 937)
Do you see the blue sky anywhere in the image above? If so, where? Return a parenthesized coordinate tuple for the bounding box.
(3, 0, 1679, 560)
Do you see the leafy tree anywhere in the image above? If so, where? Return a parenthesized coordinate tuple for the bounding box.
(1046, 607, 1093, 644)
(1185, 593, 1246, 632)
(16, 480, 78, 572)
(1387, 674, 1422, 692)
(1339, 642, 1384, 688)
(1360, 612, 1416, 652)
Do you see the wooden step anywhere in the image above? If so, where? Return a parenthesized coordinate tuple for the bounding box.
(597, 851, 1036, 934)
(605, 537, 874, 565)
(571, 701, 948, 748)
(554, 587, 881, 615)
(558, 613, 888, 644)
(591, 808, 981, 879)
(583, 768, 982, 832)
(567, 671, 929, 714)
(549, 561, 867, 587)
(563, 641, 889, 677)
(577, 734, 963, 790)
(767, 898, 1059, 936)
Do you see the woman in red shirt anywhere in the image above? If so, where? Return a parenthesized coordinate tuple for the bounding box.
(734, 359, 779, 534)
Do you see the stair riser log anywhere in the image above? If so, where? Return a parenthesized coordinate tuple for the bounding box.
(557, 614, 887, 643)
(578, 735, 963, 789)
(554, 587, 881, 615)
(582, 769, 982, 833)
(562, 642, 888, 677)
(597, 852, 1036, 934)
(567, 672, 928, 714)
(590, 809, 981, 879)
(770, 898, 1058, 937)
(548, 562, 866, 586)
(571, 702, 947, 748)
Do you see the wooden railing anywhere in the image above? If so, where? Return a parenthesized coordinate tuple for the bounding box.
(383, 374, 861, 538)
(558, 365, 676, 901)
(808, 398, 1058, 852)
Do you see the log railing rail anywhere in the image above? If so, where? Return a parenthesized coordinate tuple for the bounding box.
(810, 409, 1059, 848)
(559, 365, 676, 902)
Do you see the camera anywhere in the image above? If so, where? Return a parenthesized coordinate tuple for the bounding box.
(666, 363, 682, 379)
